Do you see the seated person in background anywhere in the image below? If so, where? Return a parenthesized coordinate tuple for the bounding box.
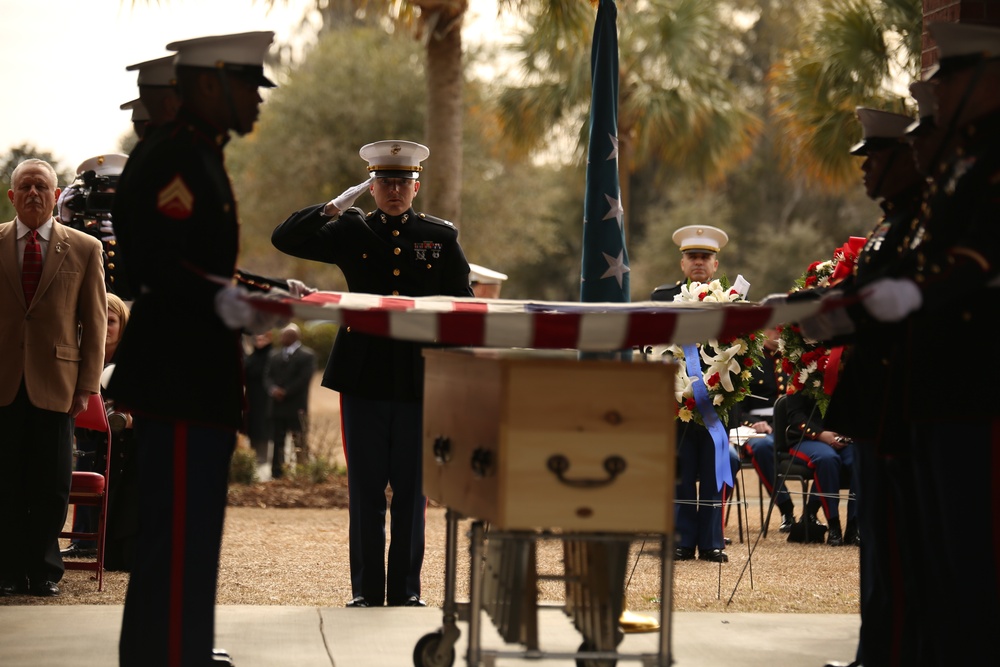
(784, 391, 857, 546)
(731, 328, 796, 532)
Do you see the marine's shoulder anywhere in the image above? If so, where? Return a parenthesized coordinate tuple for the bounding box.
(412, 211, 458, 234)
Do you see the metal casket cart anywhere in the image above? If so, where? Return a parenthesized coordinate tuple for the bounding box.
(415, 348, 677, 667)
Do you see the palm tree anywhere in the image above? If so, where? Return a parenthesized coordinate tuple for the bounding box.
(768, 0, 922, 190)
(494, 0, 762, 241)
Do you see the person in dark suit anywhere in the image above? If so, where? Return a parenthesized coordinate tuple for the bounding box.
(265, 323, 316, 479)
(272, 140, 473, 607)
(109, 31, 283, 667)
(0, 158, 108, 597)
(243, 331, 273, 465)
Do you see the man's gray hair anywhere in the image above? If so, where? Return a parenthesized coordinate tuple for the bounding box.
(10, 158, 58, 188)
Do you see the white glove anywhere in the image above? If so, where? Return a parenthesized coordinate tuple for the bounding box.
(861, 278, 922, 322)
(214, 285, 288, 334)
(326, 175, 374, 214)
(285, 278, 316, 298)
(797, 308, 855, 344)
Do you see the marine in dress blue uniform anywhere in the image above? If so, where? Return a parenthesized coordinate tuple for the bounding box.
(801, 22, 1000, 667)
(272, 140, 473, 607)
(652, 225, 733, 562)
(109, 31, 280, 667)
(820, 107, 926, 667)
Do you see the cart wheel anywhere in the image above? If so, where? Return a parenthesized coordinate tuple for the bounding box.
(413, 630, 455, 667)
(575, 641, 617, 667)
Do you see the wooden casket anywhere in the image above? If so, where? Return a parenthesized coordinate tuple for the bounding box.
(422, 348, 677, 534)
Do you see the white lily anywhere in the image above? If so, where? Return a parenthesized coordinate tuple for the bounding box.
(700, 342, 743, 393)
(674, 370, 696, 404)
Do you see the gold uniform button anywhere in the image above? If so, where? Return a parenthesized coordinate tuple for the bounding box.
(392, 230, 400, 237)
(107, 250, 115, 258)
(426, 264, 432, 269)
(346, 326, 351, 332)
(107, 263, 115, 270)
(392, 290, 399, 296)
(393, 247, 401, 255)
(362, 253, 368, 259)
(393, 269, 401, 276)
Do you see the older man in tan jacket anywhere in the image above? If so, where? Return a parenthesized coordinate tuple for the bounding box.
(0, 158, 106, 597)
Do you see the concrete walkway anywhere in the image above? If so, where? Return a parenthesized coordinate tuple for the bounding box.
(0, 604, 858, 666)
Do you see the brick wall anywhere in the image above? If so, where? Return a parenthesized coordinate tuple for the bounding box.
(922, 0, 1000, 75)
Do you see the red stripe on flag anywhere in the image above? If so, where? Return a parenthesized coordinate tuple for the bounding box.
(169, 422, 188, 667)
(343, 310, 392, 337)
(531, 312, 582, 348)
(622, 311, 680, 349)
(452, 301, 490, 312)
(437, 311, 487, 346)
(301, 292, 343, 305)
(716, 307, 773, 342)
(379, 297, 416, 310)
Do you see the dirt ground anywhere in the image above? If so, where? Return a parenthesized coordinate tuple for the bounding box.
(8, 373, 860, 616)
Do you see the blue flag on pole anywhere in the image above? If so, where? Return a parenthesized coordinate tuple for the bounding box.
(581, 0, 629, 304)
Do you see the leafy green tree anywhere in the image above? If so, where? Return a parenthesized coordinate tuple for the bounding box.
(229, 25, 579, 300)
(768, 0, 922, 190)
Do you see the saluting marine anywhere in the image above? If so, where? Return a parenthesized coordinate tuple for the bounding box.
(273, 140, 473, 609)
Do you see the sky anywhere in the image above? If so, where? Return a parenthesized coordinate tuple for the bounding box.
(0, 0, 515, 176)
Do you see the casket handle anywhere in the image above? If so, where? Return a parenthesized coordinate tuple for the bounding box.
(546, 454, 627, 488)
(470, 447, 493, 477)
(433, 436, 452, 464)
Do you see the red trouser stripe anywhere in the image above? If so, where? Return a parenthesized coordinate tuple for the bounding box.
(168, 422, 188, 667)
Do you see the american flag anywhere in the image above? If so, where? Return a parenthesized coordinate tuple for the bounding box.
(248, 290, 851, 352)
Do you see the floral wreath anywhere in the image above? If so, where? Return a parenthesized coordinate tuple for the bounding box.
(778, 237, 866, 416)
(663, 277, 764, 427)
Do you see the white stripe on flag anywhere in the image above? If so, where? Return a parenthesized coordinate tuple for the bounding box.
(576, 311, 630, 350)
(389, 310, 441, 343)
(672, 308, 726, 346)
(484, 312, 535, 348)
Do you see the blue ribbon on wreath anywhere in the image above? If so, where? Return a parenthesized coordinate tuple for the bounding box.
(683, 344, 733, 491)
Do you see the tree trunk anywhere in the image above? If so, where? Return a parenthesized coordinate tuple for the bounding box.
(424, 18, 464, 225)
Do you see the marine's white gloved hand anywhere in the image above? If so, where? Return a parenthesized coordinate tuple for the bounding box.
(325, 175, 375, 215)
(861, 278, 922, 322)
(797, 308, 855, 344)
(285, 278, 316, 298)
(214, 285, 288, 334)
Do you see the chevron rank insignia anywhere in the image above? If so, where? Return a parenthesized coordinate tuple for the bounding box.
(157, 175, 194, 220)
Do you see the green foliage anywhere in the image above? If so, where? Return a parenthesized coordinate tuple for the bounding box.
(229, 446, 260, 485)
(289, 456, 341, 484)
(299, 321, 338, 367)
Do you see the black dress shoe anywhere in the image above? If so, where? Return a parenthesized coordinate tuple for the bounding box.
(346, 596, 370, 608)
(0, 578, 28, 596)
(823, 661, 860, 667)
(60, 543, 98, 559)
(28, 580, 60, 597)
(673, 546, 696, 561)
(843, 519, 859, 546)
(827, 527, 844, 546)
(779, 512, 795, 533)
(698, 549, 729, 563)
(402, 596, 426, 607)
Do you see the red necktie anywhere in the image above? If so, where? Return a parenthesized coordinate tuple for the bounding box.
(22, 230, 42, 306)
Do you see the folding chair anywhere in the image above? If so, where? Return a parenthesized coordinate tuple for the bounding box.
(60, 392, 111, 590)
(761, 395, 812, 537)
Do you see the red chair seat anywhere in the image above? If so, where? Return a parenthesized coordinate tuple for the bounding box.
(71, 472, 105, 495)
